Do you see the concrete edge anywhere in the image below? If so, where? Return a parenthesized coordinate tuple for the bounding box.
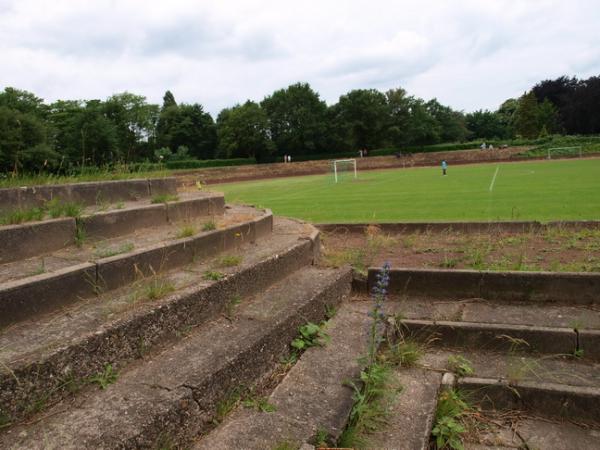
(367, 267, 600, 304)
(0, 218, 76, 264)
(400, 319, 586, 358)
(317, 220, 600, 234)
(0, 209, 272, 327)
(0, 177, 177, 212)
(0, 262, 97, 327)
(456, 376, 600, 424)
(0, 225, 323, 424)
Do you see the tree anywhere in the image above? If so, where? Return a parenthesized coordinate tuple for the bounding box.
(465, 110, 506, 140)
(216, 101, 274, 161)
(104, 92, 159, 162)
(0, 106, 50, 173)
(537, 98, 560, 135)
(426, 99, 468, 143)
(170, 104, 216, 159)
(261, 83, 328, 156)
(514, 92, 540, 139)
(385, 88, 412, 147)
(331, 89, 389, 150)
(405, 97, 440, 146)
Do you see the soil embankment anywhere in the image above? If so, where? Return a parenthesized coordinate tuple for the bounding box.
(176, 147, 529, 186)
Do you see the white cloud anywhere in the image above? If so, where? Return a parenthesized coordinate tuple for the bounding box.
(1, 0, 599, 116)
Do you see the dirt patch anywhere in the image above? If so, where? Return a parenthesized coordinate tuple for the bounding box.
(320, 224, 600, 273)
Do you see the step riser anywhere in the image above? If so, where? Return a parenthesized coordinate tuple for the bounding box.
(0, 178, 176, 214)
(0, 213, 273, 327)
(0, 230, 315, 424)
(401, 320, 592, 358)
(371, 268, 600, 304)
(0, 218, 76, 264)
(114, 271, 352, 449)
(0, 196, 225, 263)
(82, 196, 225, 240)
(458, 377, 600, 424)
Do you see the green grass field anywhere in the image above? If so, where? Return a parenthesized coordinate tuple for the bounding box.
(211, 159, 600, 223)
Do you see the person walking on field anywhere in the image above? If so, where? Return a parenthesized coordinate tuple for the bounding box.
(441, 160, 448, 176)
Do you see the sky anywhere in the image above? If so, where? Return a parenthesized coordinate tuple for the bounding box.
(1, 0, 599, 117)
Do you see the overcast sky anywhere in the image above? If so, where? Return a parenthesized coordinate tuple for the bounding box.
(1, 0, 599, 116)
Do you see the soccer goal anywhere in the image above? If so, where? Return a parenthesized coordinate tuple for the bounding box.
(332, 159, 357, 183)
(545, 146, 582, 159)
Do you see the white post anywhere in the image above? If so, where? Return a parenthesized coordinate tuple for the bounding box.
(334, 162, 338, 183)
(353, 159, 357, 179)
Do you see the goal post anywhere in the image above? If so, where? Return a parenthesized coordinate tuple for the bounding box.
(546, 146, 582, 159)
(332, 159, 357, 183)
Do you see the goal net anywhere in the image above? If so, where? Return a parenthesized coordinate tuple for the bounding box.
(332, 159, 357, 183)
(545, 146, 582, 159)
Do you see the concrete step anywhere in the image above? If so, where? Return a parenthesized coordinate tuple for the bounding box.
(420, 348, 600, 390)
(0, 266, 352, 449)
(194, 301, 372, 450)
(0, 177, 177, 214)
(0, 205, 272, 326)
(366, 367, 441, 450)
(0, 217, 316, 425)
(464, 416, 600, 449)
(0, 191, 224, 264)
(381, 296, 600, 360)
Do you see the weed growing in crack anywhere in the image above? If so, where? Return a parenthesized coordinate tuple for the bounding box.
(143, 277, 175, 301)
(339, 262, 399, 448)
(151, 194, 179, 204)
(202, 220, 216, 231)
(386, 339, 424, 368)
(203, 270, 224, 281)
(224, 295, 242, 319)
(88, 364, 118, 389)
(94, 242, 134, 258)
(272, 441, 299, 450)
(218, 255, 242, 267)
(431, 389, 472, 450)
(176, 225, 196, 239)
(447, 355, 475, 377)
(214, 387, 244, 424)
(291, 322, 330, 353)
(242, 396, 276, 413)
(314, 426, 333, 448)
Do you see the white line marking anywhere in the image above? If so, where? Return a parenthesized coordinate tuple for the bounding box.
(489, 166, 500, 192)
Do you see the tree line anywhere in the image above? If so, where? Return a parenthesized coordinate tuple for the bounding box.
(1, 74, 599, 173)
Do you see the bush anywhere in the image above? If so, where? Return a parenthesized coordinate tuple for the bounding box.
(165, 158, 256, 169)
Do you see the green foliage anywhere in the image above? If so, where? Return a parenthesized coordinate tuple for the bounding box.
(203, 270, 224, 281)
(214, 387, 244, 424)
(88, 364, 118, 390)
(165, 157, 256, 169)
(386, 339, 423, 367)
(142, 277, 175, 301)
(202, 220, 217, 231)
(45, 199, 83, 218)
(291, 322, 329, 352)
(447, 355, 475, 377)
(216, 101, 274, 161)
(94, 242, 135, 258)
(242, 397, 276, 413)
(218, 255, 242, 267)
(151, 194, 179, 204)
(176, 225, 196, 239)
(432, 389, 471, 450)
(0, 206, 44, 225)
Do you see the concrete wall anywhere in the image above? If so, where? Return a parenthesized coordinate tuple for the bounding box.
(368, 268, 600, 304)
(0, 177, 177, 213)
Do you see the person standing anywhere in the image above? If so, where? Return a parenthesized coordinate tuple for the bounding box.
(442, 160, 448, 176)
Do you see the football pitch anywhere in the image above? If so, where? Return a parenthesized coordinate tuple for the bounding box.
(211, 158, 600, 223)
